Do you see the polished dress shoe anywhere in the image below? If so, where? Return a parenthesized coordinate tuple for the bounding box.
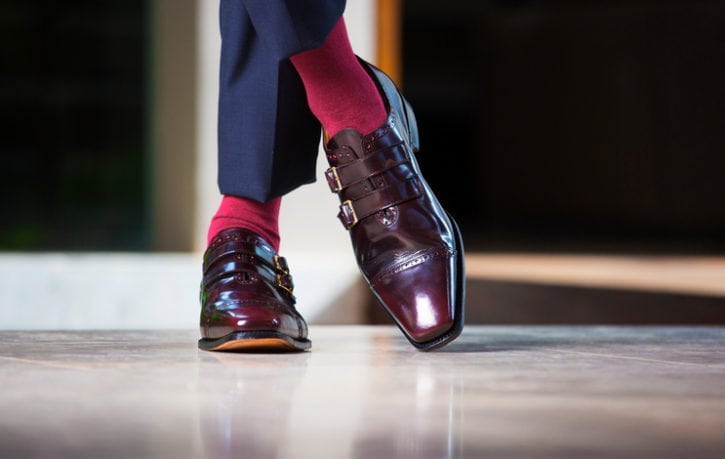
(198, 228, 311, 351)
(323, 60, 465, 351)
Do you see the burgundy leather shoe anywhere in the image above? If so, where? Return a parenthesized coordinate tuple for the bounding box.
(198, 228, 311, 352)
(323, 60, 465, 351)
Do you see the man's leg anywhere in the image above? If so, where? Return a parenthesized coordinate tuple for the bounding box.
(199, 1, 342, 352)
(288, 18, 466, 351)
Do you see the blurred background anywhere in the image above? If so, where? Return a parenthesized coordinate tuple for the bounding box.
(1, 0, 724, 329)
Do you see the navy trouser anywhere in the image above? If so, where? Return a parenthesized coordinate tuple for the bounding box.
(218, 0, 346, 202)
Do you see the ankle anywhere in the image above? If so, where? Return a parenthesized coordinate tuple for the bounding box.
(289, 18, 387, 137)
(207, 195, 281, 251)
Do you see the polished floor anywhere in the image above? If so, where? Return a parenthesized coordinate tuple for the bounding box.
(1, 326, 724, 458)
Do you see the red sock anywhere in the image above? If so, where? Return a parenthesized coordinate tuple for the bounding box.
(290, 18, 387, 137)
(207, 195, 281, 251)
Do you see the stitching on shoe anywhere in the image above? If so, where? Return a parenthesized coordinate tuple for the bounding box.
(362, 117, 394, 154)
(370, 247, 454, 286)
(207, 228, 270, 252)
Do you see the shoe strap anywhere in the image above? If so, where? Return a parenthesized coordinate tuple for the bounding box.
(203, 254, 294, 298)
(337, 178, 422, 229)
(325, 144, 409, 193)
(204, 235, 279, 269)
(203, 232, 294, 297)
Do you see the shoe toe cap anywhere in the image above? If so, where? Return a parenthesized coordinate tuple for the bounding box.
(372, 251, 457, 343)
(201, 302, 304, 340)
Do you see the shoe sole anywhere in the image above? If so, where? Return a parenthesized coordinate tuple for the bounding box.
(198, 331, 311, 352)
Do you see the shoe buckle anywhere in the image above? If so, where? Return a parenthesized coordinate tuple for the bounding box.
(276, 273, 294, 295)
(339, 200, 358, 229)
(273, 255, 289, 274)
(325, 167, 343, 193)
(273, 255, 294, 294)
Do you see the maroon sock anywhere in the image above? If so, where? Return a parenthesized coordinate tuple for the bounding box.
(207, 195, 281, 251)
(290, 17, 387, 137)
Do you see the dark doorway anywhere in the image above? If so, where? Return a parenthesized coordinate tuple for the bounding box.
(402, 0, 725, 254)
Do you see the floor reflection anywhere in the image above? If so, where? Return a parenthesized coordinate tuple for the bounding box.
(2, 327, 724, 458)
(195, 329, 469, 458)
(187, 326, 725, 458)
(350, 342, 468, 459)
(197, 351, 310, 458)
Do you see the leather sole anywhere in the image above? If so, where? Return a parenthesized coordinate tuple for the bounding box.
(198, 331, 311, 352)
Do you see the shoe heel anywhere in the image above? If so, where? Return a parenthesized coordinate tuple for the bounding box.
(403, 98, 421, 152)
